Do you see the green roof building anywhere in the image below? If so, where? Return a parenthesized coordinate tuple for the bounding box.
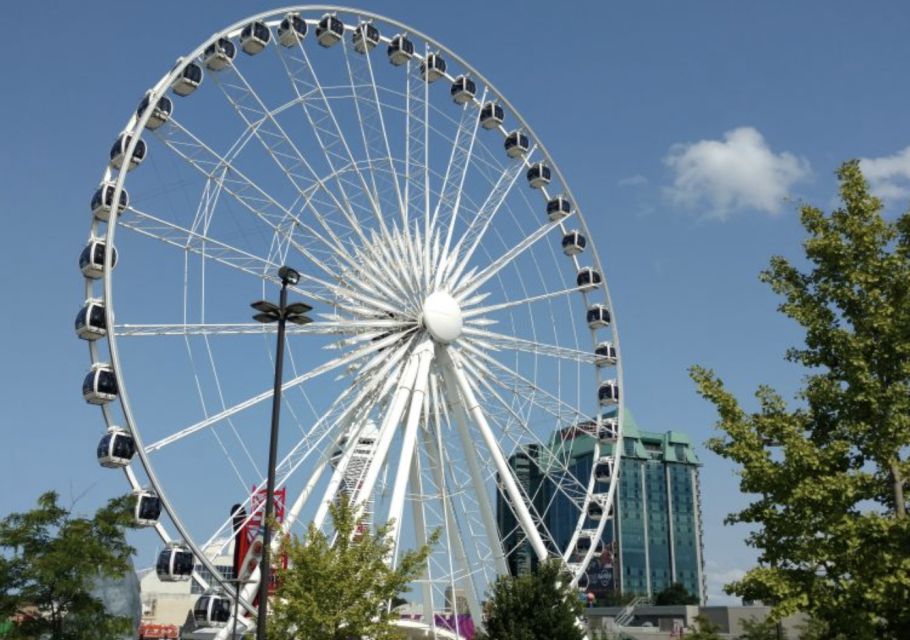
(497, 409, 706, 604)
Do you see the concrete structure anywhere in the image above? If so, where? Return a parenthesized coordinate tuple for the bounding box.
(497, 409, 706, 604)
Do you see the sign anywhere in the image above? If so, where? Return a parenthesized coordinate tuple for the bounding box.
(236, 487, 287, 594)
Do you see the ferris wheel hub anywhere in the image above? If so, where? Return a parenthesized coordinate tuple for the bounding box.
(421, 291, 463, 344)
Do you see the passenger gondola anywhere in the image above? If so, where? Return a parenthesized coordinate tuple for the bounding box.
(109, 134, 147, 172)
(450, 75, 476, 104)
(316, 14, 344, 47)
(598, 380, 619, 406)
(193, 592, 232, 627)
(136, 92, 172, 130)
(240, 21, 271, 55)
(204, 37, 236, 71)
(388, 33, 414, 65)
(562, 230, 587, 256)
(97, 426, 135, 468)
(353, 22, 380, 53)
(598, 417, 619, 442)
(594, 341, 617, 367)
(576, 267, 602, 291)
(91, 182, 128, 221)
(595, 456, 614, 482)
(420, 52, 446, 82)
(171, 61, 203, 96)
(134, 489, 162, 527)
(527, 162, 551, 189)
(157, 543, 194, 582)
(587, 500, 605, 521)
(575, 534, 593, 554)
(504, 131, 530, 158)
(586, 304, 611, 329)
(79, 239, 118, 279)
(75, 299, 106, 340)
(278, 13, 307, 47)
(547, 195, 572, 221)
(479, 102, 504, 130)
(83, 363, 118, 405)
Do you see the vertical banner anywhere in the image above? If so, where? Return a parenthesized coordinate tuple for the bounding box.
(241, 487, 287, 593)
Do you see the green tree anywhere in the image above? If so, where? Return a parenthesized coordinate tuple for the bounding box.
(691, 161, 910, 639)
(653, 582, 698, 606)
(476, 559, 585, 640)
(739, 616, 788, 640)
(0, 491, 136, 640)
(268, 495, 436, 640)
(685, 614, 724, 640)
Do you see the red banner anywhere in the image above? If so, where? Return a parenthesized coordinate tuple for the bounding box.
(237, 487, 287, 594)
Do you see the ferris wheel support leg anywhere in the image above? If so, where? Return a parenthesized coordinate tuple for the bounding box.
(441, 348, 550, 562)
(422, 427, 484, 629)
(437, 350, 509, 577)
(408, 442, 436, 628)
(386, 341, 434, 564)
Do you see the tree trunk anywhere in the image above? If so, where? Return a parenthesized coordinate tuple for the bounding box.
(891, 460, 906, 519)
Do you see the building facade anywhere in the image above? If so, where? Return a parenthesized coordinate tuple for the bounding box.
(496, 409, 706, 604)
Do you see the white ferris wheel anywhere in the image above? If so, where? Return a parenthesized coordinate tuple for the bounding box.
(77, 6, 624, 637)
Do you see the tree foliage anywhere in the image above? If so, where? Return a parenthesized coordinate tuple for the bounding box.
(0, 491, 136, 640)
(268, 496, 436, 640)
(691, 161, 910, 639)
(653, 582, 698, 606)
(476, 559, 585, 640)
(685, 614, 724, 640)
(739, 616, 788, 640)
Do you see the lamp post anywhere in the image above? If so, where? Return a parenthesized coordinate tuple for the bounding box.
(250, 265, 312, 640)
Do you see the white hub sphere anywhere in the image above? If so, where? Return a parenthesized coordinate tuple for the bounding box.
(422, 291, 463, 344)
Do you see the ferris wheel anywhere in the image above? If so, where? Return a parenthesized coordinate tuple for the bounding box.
(77, 6, 624, 636)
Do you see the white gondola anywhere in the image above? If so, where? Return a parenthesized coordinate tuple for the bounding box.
(156, 542, 194, 582)
(598, 380, 619, 406)
(193, 592, 232, 627)
(420, 52, 446, 82)
(80, 239, 117, 279)
(527, 162, 551, 189)
(134, 489, 162, 527)
(83, 362, 118, 405)
(91, 182, 128, 221)
(504, 131, 530, 158)
(136, 92, 172, 130)
(171, 61, 203, 96)
(240, 21, 271, 55)
(598, 417, 619, 442)
(594, 341, 617, 367)
(587, 500, 605, 521)
(97, 426, 135, 468)
(586, 304, 611, 329)
(387, 33, 414, 65)
(278, 13, 307, 47)
(204, 37, 236, 70)
(75, 299, 106, 340)
(479, 101, 504, 129)
(562, 230, 587, 256)
(353, 22, 380, 53)
(595, 456, 614, 482)
(576, 267, 602, 291)
(450, 75, 476, 104)
(316, 14, 344, 47)
(547, 195, 572, 221)
(575, 533, 593, 554)
(109, 134, 147, 172)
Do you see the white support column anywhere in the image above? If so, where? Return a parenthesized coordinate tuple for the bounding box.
(387, 341, 434, 562)
(440, 347, 549, 561)
(408, 443, 436, 627)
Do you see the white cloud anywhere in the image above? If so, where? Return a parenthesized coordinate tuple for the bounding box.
(663, 127, 811, 219)
(618, 174, 648, 188)
(859, 146, 910, 201)
(704, 560, 747, 605)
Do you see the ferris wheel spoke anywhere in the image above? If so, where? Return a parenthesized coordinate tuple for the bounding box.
(144, 330, 409, 453)
(454, 215, 565, 301)
(112, 318, 403, 337)
(463, 284, 589, 319)
(434, 86, 488, 290)
(403, 57, 429, 231)
(442, 148, 534, 288)
(210, 63, 373, 248)
(461, 327, 595, 364)
(438, 346, 548, 561)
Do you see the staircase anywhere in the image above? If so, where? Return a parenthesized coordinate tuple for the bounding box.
(614, 595, 651, 627)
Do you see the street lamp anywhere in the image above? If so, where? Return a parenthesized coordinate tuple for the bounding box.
(250, 265, 312, 640)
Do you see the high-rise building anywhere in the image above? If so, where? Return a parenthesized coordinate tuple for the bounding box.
(496, 409, 706, 604)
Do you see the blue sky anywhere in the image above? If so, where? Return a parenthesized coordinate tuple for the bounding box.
(2, 1, 910, 605)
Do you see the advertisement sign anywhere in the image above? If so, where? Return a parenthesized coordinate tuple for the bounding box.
(235, 487, 287, 594)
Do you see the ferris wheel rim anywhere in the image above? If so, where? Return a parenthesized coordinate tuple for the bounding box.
(87, 4, 626, 625)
